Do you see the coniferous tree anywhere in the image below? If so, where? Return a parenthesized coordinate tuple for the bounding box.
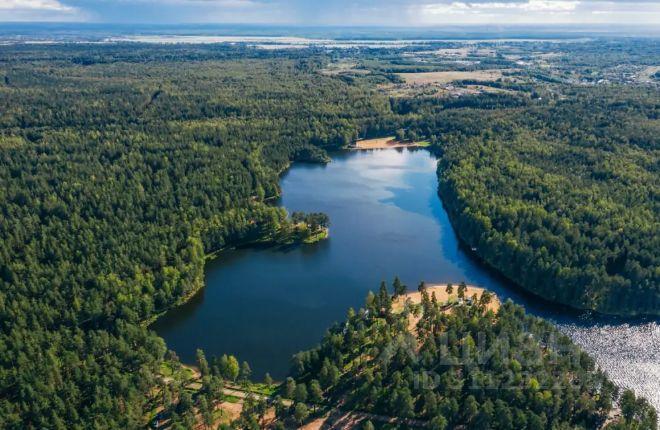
(393, 276, 407, 297)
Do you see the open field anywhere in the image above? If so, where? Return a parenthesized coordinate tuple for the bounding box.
(397, 70, 503, 84)
(353, 136, 430, 150)
(638, 65, 660, 82)
(320, 62, 371, 76)
(380, 82, 508, 98)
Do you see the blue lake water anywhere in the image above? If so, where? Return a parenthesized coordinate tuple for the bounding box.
(152, 149, 659, 409)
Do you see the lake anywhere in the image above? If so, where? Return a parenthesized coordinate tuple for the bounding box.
(152, 149, 659, 409)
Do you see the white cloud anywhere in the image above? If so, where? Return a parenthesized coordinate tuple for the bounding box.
(423, 0, 579, 15)
(159, 0, 260, 6)
(0, 0, 658, 25)
(422, 2, 468, 14)
(479, 0, 580, 10)
(521, 0, 579, 10)
(0, 0, 86, 21)
(414, 0, 660, 22)
(0, 0, 73, 10)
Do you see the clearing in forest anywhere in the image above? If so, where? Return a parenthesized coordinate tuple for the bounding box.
(396, 70, 503, 84)
(637, 65, 660, 82)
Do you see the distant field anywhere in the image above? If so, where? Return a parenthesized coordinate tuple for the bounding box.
(320, 62, 370, 76)
(397, 70, 503, 84)
(638, 65, 660, 82)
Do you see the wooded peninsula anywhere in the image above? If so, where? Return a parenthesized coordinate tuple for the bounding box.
(0, 38, 657, 428)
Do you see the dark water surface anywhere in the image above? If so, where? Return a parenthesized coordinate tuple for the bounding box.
(153, 149, 659, 408)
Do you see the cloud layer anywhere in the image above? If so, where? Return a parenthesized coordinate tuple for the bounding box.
(1, 0, 659, 25)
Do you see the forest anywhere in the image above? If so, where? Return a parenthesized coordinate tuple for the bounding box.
(431, 87, 659, 316)
(0, 44, 395, 428)
(0, 40, 657, 427)
(280, 282, 657, 429)
(154, 282, 656, 429)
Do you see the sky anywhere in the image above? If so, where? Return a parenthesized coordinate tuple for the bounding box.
(2, 0, 660, 25)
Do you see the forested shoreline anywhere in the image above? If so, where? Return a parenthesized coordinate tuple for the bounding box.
(431, 89, 659, 317)
(0, 44, 396, 428)
(0, 42, 657, 427)
(280, 283, 657, 429)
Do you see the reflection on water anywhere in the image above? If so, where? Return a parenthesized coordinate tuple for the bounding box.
(153, 149, 659, 411)
(557, 321, 660, 410)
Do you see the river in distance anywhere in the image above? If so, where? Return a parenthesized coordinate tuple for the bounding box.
(152, 149, 659, 409)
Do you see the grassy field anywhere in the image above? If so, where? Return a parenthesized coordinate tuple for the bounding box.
(396, 70, 503, 84)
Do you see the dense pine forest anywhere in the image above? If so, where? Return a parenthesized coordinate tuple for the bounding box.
(283, 283, 657, 429)
(431, 88, 659, 316)
(0, 44, 395, 428)
(0, 40, 657, 428)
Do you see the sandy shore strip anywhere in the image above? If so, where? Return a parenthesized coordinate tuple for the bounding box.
(353, 136, 429, 150)
(393, 283, 500, 313)
(392, 284, 500, 337)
